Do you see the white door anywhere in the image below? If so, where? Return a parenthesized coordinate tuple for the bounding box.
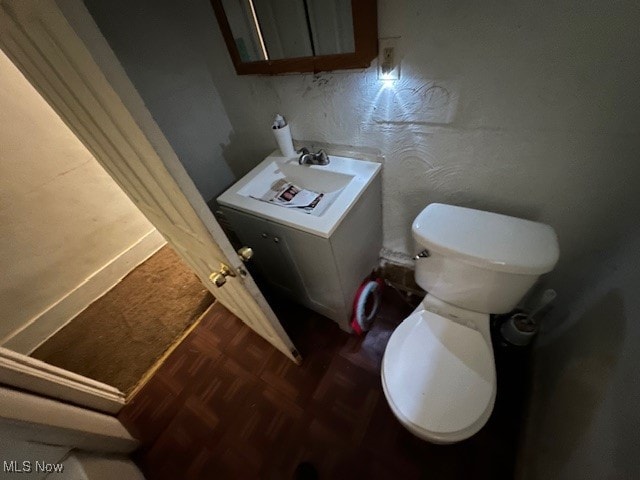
(0, 0, 301, 369)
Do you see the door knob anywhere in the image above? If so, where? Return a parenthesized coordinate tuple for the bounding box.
(237, 246, 253, 262)
(209, 263, 236, 287)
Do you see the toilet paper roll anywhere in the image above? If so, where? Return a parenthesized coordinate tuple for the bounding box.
(273, 124, 296, 157)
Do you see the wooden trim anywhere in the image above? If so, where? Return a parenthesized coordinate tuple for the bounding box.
(210, 0, 378, 75)
(125, 302, 215, 401)
(0, 385, 137, 453)
(0, 348, 125, 414)
(209, 0, 245, 72)
(351, 0, 378, 63)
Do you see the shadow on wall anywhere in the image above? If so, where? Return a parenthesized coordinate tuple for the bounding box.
(219, 129, 277, 179)
(82, 0, 238, 203)
(527, 289, 625, 476)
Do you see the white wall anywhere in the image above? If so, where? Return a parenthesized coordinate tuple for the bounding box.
(518, 226, 640, 479)
(78, 0, 640, 267)
(0, 49, 164, 353)
(0, 435, 69, 480)
(195, 0, 640, 267)
(0, 384, 138, 479)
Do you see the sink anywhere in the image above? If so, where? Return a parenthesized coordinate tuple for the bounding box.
(277, 162, 354, 192)
(218, 152, 381, 237)
(236, 160, 354, 217)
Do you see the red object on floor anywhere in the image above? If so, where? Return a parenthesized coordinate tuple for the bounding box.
(350, 277, 385, 335)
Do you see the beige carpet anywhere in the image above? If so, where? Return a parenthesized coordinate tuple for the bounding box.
(32, 245, 213, 395)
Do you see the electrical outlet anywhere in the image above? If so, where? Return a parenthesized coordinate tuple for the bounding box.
(381, 47, 395, 74)
(378, 37, 401, 80)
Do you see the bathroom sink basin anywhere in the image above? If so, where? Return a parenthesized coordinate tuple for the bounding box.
(237, 161, 353, 208)
(272, 162, 353, 193)
(217, 152, 381, 237)
(235, 161, 352, 217)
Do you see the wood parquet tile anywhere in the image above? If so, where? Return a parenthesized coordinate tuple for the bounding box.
(119, 289, 529, 479)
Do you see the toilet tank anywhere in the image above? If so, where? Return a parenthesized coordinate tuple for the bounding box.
(412, 204, 559, 314)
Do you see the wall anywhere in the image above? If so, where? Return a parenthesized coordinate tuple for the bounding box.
(0, 49, 164, 353)
(82, 0, 236, 204)
(79, 0, 640, 268)
(202, 0, 640, 267)
(0, 384, 138, 478)
(517, 226, 640, 479)
(0, 386, 136, 453)
(0, 399, 141, 479)
(70, 2, 640, 477)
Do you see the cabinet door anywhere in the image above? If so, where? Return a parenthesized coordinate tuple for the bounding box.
(221, 207, 302, 298)
(268, 221, 345, 322)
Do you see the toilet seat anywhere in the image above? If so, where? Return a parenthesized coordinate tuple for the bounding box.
(381, 309, 496, 442)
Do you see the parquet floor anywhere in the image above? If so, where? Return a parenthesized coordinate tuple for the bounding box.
(119, 290, 529, 479)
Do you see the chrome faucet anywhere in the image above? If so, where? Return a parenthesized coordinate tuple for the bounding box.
(297, 147, 330, 166)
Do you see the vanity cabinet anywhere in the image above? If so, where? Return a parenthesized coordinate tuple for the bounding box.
(219, 174, 381, 331)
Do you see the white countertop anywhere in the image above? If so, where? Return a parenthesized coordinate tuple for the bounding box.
(217, 152, 381, 238)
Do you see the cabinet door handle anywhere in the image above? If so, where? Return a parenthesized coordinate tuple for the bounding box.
(237, 246, 253, 262)
(273, 237, 280, 243)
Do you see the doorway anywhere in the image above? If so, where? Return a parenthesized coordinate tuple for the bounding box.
(0, 0, 299, 414)
(0, 48, 214, 395)
(30, 246, 214, 395)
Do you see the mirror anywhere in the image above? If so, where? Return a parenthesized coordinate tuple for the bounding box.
(210, 0, 377, 75)
(220, 0, 355, 61)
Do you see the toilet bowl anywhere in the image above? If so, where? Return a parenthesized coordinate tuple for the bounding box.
(382, 203, 559, 443)
(382, 295, 496, 444)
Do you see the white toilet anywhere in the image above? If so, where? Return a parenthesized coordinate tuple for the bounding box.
(381, 203, 559, 444)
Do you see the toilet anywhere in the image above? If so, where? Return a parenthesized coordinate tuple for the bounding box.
(381, 203, 559, 444)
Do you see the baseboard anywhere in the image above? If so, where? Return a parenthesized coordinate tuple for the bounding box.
(2, 229, 166, 355)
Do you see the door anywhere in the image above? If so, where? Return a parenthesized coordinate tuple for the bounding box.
(220, 206, 305, 299)
(0, 0, 300, 364)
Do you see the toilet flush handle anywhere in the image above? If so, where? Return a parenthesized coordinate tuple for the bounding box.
(414, 249, 430, 260)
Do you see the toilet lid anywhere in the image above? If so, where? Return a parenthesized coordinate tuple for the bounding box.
(382, 310, 495, 434)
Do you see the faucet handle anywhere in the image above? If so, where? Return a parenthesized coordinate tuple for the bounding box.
(296, 147, 310, 155)
(315, 149, 329, 162)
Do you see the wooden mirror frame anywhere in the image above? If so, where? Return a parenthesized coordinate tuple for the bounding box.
(209, 0, 377, 75)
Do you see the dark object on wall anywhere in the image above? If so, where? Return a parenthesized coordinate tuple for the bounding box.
(499, 312, 538, 347)
(210, 0, 377, 75)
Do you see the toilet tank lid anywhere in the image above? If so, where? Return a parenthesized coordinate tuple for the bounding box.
(412, 204, 559, 275)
